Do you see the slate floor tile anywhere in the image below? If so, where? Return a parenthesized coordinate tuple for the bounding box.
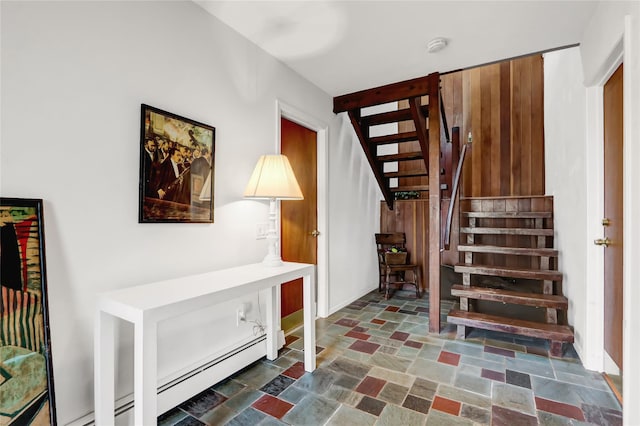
(453, 371, 491, 396)
(390, 331, 410, 341)
(506, 369, 532, 389)
(484, 345, 516, 358)
(349, 340, 381, 354)
(252, 394, 294, 419)
(281, 361, 306, 380)
(260, 374, 295, 396)
(222, 389, 262, 412)
(356, 395, 387, 416)
(481, 368, 505, 382)
(409, 377, 439, 400)
(535, 396, 585, 421)
(335, 318, 360, 327)
(328, 356, 371, 379)
(377, 403, 427, 426)
(225, 407, 266, 426)
(492, 382, 536, 416)
(325, 405, 377, 426)
(431, 395, 461, 416)
(402, 394, 431, 414)
(355, 375, 386, 397)
(172, 416, 205, 426)
(178, 388, 227, 418)
(325, 383, 363, 406)
(294, 368, 338, 394)
(211, 379, 245, 398)
(164, 289, 620, 426)
(158, 407, 189, 426)
(278, 385, 308, 404)
(438, 350, 461, 366)
(281, 394, 339, 425)
(378, 382, 409, 405)
(460, 404, 490, 424)
(437, 384, 492, 409)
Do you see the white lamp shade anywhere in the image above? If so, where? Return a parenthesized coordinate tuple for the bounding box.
(244, 155, 304, 200)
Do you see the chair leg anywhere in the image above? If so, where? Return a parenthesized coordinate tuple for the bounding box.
(385, 267, 391, 300)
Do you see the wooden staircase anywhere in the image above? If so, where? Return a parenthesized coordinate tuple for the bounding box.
(333, 73, 447, 211)
(446, 196, 574, 357)
(334, 72, 445, 333)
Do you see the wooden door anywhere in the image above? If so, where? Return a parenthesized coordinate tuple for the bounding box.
(280, 118, 317, 332)
(603, 64, 623, 370)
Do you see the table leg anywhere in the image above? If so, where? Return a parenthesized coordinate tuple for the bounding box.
(303, 272, 316, 372)
(265, 285, 278, 360)
(134, 319, 157, 425)
(94, 310, 115, 425)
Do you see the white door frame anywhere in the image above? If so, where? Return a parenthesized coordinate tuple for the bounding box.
(275, 99, 330, 318)
(584, 14, 639, 424)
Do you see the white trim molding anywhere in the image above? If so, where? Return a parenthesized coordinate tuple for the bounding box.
(276, 99, 330, 318)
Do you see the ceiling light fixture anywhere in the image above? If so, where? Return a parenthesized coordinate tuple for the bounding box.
(427, 37, 448, 53)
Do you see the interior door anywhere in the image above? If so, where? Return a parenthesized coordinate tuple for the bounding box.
(280, 118, 317, 333)
(603, 63, 624, 370)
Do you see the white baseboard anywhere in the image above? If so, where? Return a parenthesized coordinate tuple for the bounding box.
(329, 285, 378, 316)
(69, 336, 267, 426)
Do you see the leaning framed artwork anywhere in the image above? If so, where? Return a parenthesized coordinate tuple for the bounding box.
(139, 104, 215, 223)
(0, 197, 56, 425)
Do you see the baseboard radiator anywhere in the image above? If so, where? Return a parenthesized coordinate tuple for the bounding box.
(70, 335, 266, 426)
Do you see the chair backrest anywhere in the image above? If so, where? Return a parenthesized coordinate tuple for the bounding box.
(375, 233, 408, 264)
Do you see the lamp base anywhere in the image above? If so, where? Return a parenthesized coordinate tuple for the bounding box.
(262, 254, 284, 267)
(262, 198, 283, 267)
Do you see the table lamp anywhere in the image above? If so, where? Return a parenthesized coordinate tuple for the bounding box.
(244, 154, 303, 266)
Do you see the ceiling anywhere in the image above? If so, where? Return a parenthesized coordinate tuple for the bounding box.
(195, 1, 599, 97)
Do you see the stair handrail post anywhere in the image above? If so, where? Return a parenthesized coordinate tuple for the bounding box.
(427, 72, 442, 334)
(443, 127, 466, 250)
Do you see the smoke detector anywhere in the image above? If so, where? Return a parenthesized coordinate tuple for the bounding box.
(427, 37, 448, 53)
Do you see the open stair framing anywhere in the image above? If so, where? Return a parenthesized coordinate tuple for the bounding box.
(334, 72, 444, 332)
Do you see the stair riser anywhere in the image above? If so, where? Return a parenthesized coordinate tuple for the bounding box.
(454, 265, 562, 281)
(457, 245, 558, 257)
(460, 227, 553, 236)
(451, 286, 568, 309)
(447, 310, 573, 342)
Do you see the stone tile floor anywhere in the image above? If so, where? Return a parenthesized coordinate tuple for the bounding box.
(158, 290, 622, 425)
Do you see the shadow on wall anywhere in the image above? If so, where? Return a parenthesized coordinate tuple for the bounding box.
(441, 264, 460, 300)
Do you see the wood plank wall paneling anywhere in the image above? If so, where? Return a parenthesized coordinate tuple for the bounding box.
(441, 54, 545, 198)
(380, 200, 430, 292)
(382, 55, 545, 273)
(459, 196, 553, 270)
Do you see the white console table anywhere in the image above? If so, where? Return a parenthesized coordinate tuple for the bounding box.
(94, 262, 315, 426)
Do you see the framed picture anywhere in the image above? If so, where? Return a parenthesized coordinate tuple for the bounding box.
(0, 197, 56, 425)
(139, 104, 215, 223)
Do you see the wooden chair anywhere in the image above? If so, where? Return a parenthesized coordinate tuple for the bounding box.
(375, 233, 421, 299)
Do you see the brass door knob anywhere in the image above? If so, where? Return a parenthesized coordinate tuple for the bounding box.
(310, 230, 320, 237)
(594, 237, 612, 247)
(602, 218, 611, 226)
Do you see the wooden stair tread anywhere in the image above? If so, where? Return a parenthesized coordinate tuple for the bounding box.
(361, 106, 429, 126)
(384, 169, 428, 178)
(371, 131, 418, 145)
(451, 285, 568, 308)
(447, 310, 574, 342)
(458, 245, 558, 257)
(462, 211, 552, 219)
(391, 185, 429, 192)
(460, 227, 553, 236)
(454, 264, 562, 281)
(378, 151, 424, 162)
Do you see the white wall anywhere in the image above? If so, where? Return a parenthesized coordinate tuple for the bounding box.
(543, 47, 588, 360)
(579, 2, 640, 425)
(0, 2, 379, 423)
